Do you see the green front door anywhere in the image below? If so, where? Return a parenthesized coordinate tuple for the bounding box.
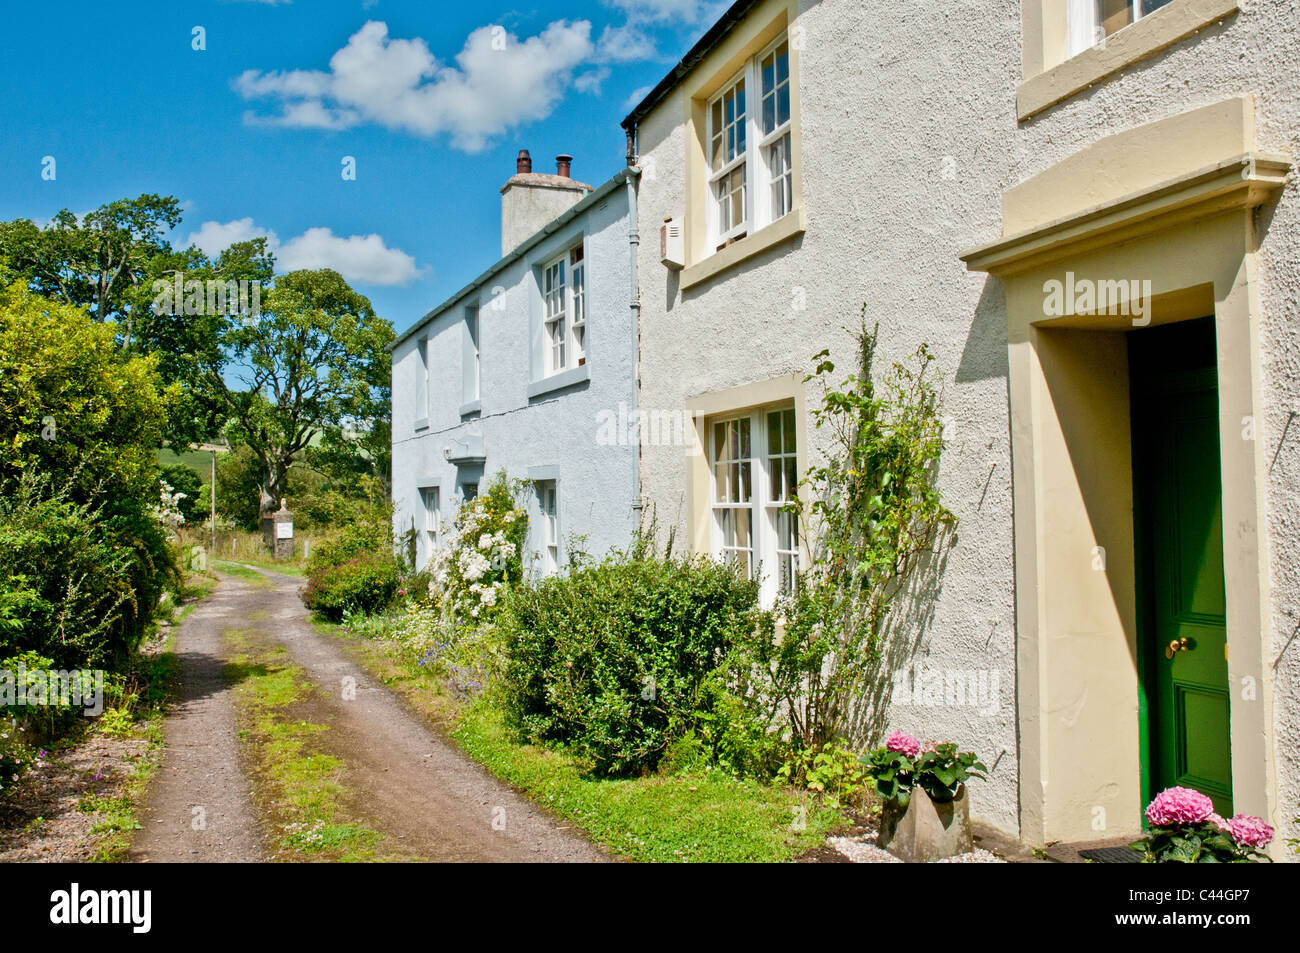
(1130, 318, 1232, 816)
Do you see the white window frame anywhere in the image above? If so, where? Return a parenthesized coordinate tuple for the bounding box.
(569, 245, 586, 367)
(708, 403, 799, 606)
(465, 305, 480, 403)
(1068, 0, 1174, 55)
(420, 486, 441, 559)
(705, 34, 794, 253)
(537, 480, 559, 575)
(541, 241, 587, 376)
(414, 335, 429, 426)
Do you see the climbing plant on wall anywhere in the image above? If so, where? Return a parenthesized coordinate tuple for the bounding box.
(743, 310, 956, 753)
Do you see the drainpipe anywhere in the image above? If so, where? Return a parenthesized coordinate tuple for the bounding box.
(626, 166, 642, 524)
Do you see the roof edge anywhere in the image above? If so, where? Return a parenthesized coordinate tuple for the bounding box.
(389, 167, 638, 351)
(621, 0, 765, 131)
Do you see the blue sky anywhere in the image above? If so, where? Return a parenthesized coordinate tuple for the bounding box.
(0, 0, 725, 335)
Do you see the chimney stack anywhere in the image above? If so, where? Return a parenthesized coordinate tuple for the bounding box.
(499, 149, 592, 256)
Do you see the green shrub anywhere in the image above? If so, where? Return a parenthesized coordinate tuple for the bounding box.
(301, 489, 404, 620)
(0, 468, 175, 669)
(498, 546, 772, 776)
(301, 552, 398, 621)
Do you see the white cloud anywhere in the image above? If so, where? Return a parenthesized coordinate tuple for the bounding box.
(603, 0, 710, 23)
(596, 23, 657, 62)
(623, 84, 654, 110)
(277, 227, 424, 286)
(184, 219, 423, 287)
(186, 218, 277, 257)
(573, 67, 611, 94)
(235, 19, 601, 152)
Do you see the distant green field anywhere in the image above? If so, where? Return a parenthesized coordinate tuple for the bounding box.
(158, 448, 216, 483)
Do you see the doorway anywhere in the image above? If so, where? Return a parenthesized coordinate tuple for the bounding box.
(1129, 317, 1232, 816)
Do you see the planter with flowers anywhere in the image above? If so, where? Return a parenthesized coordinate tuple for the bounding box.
(859, 731, 987, 862)
(1131, 787, 1273, 862)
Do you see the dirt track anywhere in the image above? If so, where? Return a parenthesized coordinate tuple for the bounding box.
(131, 567, 602, 863)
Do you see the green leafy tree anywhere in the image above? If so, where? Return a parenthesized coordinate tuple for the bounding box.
(0, 196, 275, 447)
(0, 284, 168, 500)
(223, 269, 394, 522)
(158, 463, 205, 525)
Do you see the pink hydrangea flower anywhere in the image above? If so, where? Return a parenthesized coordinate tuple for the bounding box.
(884, 731, 921, 759)
(1144, 786, 1214, 826)
(1227, 814, 1274, 848)
(1207, 813, 1228, 832)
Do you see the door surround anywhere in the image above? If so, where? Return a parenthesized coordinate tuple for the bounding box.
(961, 97, 1289, 847)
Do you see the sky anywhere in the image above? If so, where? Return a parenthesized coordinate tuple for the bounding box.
(0, 0, 730, 336)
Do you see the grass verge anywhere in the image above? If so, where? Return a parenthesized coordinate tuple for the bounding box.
(322, 620, 845, 863)
(224, 628, 394, 862)
(211, 559, 278, 588)
(83, 582, 194, 861)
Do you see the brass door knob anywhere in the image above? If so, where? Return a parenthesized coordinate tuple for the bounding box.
(1165, 637, 1190, 659)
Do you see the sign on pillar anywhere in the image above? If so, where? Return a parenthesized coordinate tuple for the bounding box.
(272, 501, 294, 561)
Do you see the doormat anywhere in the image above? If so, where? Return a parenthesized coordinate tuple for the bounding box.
(1078, 846, 1143, 863)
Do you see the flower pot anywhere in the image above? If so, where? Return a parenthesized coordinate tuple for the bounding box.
(877, 785, 972, 862)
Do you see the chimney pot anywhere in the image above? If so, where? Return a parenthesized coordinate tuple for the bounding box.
(516, 150, 532, 175)
(556, 154, 573, 178)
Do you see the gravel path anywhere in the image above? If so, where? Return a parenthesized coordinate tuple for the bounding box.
(128, 573, 265, 862)
(133, 566, 602, 862)
(829, 832, 1005, 863)
(252, 567, 603, 862)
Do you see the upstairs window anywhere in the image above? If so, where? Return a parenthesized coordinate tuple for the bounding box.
(541, 242, 586, 376)
(760, 41, 793, 220)
(414, 336, 429, 426)
(465, 306, 480, 403)
(570, 246, 586, 366)
(706, 36, 794, 252)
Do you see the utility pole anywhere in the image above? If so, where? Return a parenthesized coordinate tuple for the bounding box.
(197, 442, 229, 552)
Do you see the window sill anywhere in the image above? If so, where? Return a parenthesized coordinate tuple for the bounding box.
(413, 417, 429, 432)
(1017, 0, 1240, 121)
(459, 400, 482, 418)
(526, 364, 590, 400)
(682, 206, 806, 290)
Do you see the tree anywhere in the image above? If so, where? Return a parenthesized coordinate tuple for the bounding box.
(0, 195, 182, 325)
(0, 284, 177, 665)
(0, 196, 275, 447)
(0, 284, 168, 501)
(224, 269, 393, 523)
(159, 463, 204, 525)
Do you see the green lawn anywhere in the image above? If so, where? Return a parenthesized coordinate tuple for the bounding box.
(453, 700, 843, 862)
